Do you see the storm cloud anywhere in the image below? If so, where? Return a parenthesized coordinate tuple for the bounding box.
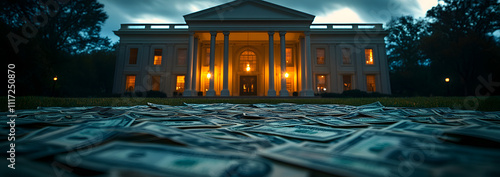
(98, 0, 428, 42)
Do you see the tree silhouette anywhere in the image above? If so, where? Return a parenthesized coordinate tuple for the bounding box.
(422, 0, 500, 96)
(386, 16, 432, 96)
(1, 0, 112, 96)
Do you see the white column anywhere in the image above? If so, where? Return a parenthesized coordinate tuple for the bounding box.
(304, 31, 315, 97)
(267, 31, 277, 97)
(221, 31, 230, 96)
(183, 32, 194, 97)
(279, 31, 289, 97)
(191, 37, 199, 96)
(206, 31, 217, 96)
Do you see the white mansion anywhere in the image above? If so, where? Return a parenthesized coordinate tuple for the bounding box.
(112, 0, 391, 97)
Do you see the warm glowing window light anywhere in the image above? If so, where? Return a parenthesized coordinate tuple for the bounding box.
(154, 49, 162, 65)
(207, 73, 211, 79)
(53, 76, 58, 81)
(317, 75, 326, 93)
(343, 75, 352, 91)
(445, 78, 450, 83)
(125, 75, 136, 92)
(365, 49, 374, 65)
(176, 75, 185, 92)
(286, 48, 293, 66)
(367, 75, 376, 92)
(285, 72, 289, 78)
(240, 50, 256, 71)
(152, 76, 161, 91)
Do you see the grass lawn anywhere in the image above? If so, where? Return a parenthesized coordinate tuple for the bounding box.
(2, 96, 500, 112)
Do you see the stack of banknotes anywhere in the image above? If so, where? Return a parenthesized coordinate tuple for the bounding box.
(1, 102, 500, 177)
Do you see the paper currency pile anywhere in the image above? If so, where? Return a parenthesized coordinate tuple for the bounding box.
(2, 102, 500, 177)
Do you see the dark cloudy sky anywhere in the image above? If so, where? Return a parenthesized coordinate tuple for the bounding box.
(98, 0, 438, 43)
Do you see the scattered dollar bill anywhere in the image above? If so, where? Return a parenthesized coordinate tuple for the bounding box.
(243, 125, 355, 142)
(4, 101, 500, 177)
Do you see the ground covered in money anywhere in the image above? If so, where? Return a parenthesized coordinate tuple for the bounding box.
(2, 102, 500, 177)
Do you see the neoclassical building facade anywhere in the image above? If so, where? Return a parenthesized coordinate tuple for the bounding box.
(112, 0, 391, 97)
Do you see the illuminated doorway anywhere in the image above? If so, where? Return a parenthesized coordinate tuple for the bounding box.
(240, 76, 257, 96)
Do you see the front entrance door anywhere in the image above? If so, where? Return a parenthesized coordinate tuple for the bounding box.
(240, 76, 257, 96)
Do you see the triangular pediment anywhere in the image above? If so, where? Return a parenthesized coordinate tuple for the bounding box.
(184, 0, 315, 22)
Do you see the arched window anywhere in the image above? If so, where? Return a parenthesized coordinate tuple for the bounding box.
(240, 50, 257, 72)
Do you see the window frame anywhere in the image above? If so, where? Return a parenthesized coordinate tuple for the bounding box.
(175, 75, 186, 93)
(151, 75, 161, 91)
(126, 46, 142, 66)
(153, 48, 163, 66)
(313, 46, 328, 66)
(364, 48, 376, 66)
(366, 74, 377, 92)
(125, 75, 136, 92)
(315, 74, 329, 93)
(342, 74, 353, 91)
(175, 47, 188, 67)
(239, 50, 258, 72)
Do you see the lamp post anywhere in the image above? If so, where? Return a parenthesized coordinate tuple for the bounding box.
(445, 77, 450, 96)
(52, 76, 58, 97)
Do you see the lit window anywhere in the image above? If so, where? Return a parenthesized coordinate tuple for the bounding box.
(204, 48, 210, 66)
(125, 75, 136, 92)
(316, 48, 325, 65)
(177, 48, 187, 66)
(286, 48, 293, 66)
(342, 48, 351, 64)
(154, 49, 162, 65)
(343, 75, 352, 91)
(151, 76, 161, 91)
(129, 48, 138, 64)
(365, 49, 374, 65)
(317, 75, 327, 93)
(367, 75, 376, 92)
(176, 75, 185, 93)
(286, 72, 293, 93)
(240, 50, 257, 72)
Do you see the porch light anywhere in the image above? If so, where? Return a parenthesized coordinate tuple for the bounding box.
(207, 73, 211, 79)
(285, 72, 289, 78)
(246, 64, 251, 72)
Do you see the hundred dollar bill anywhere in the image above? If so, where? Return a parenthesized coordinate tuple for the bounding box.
(383, 120, 456, 135)
(443, 125, 500, 144)
(243, 125, 355, 142)
(83, 114, 135, 127)
(329, 129, 500, 171)
(131, 122, 250, 152)
(186, 129, 250, 141)
(306, 116, 369, 127)
(262, 119, 307, 127)
(150, 118, 220, 128)
(259, 145, 431, 177)
(460, 118, 493, 126)
(17, 125, 120, 159)
(57, 141, 275, 177)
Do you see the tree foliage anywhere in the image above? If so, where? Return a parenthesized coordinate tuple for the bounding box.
(424, 0, 500, 96)
(1, 0, 110, 54)
(387, 0, 500, 96)
(1, 0, 114, 96)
